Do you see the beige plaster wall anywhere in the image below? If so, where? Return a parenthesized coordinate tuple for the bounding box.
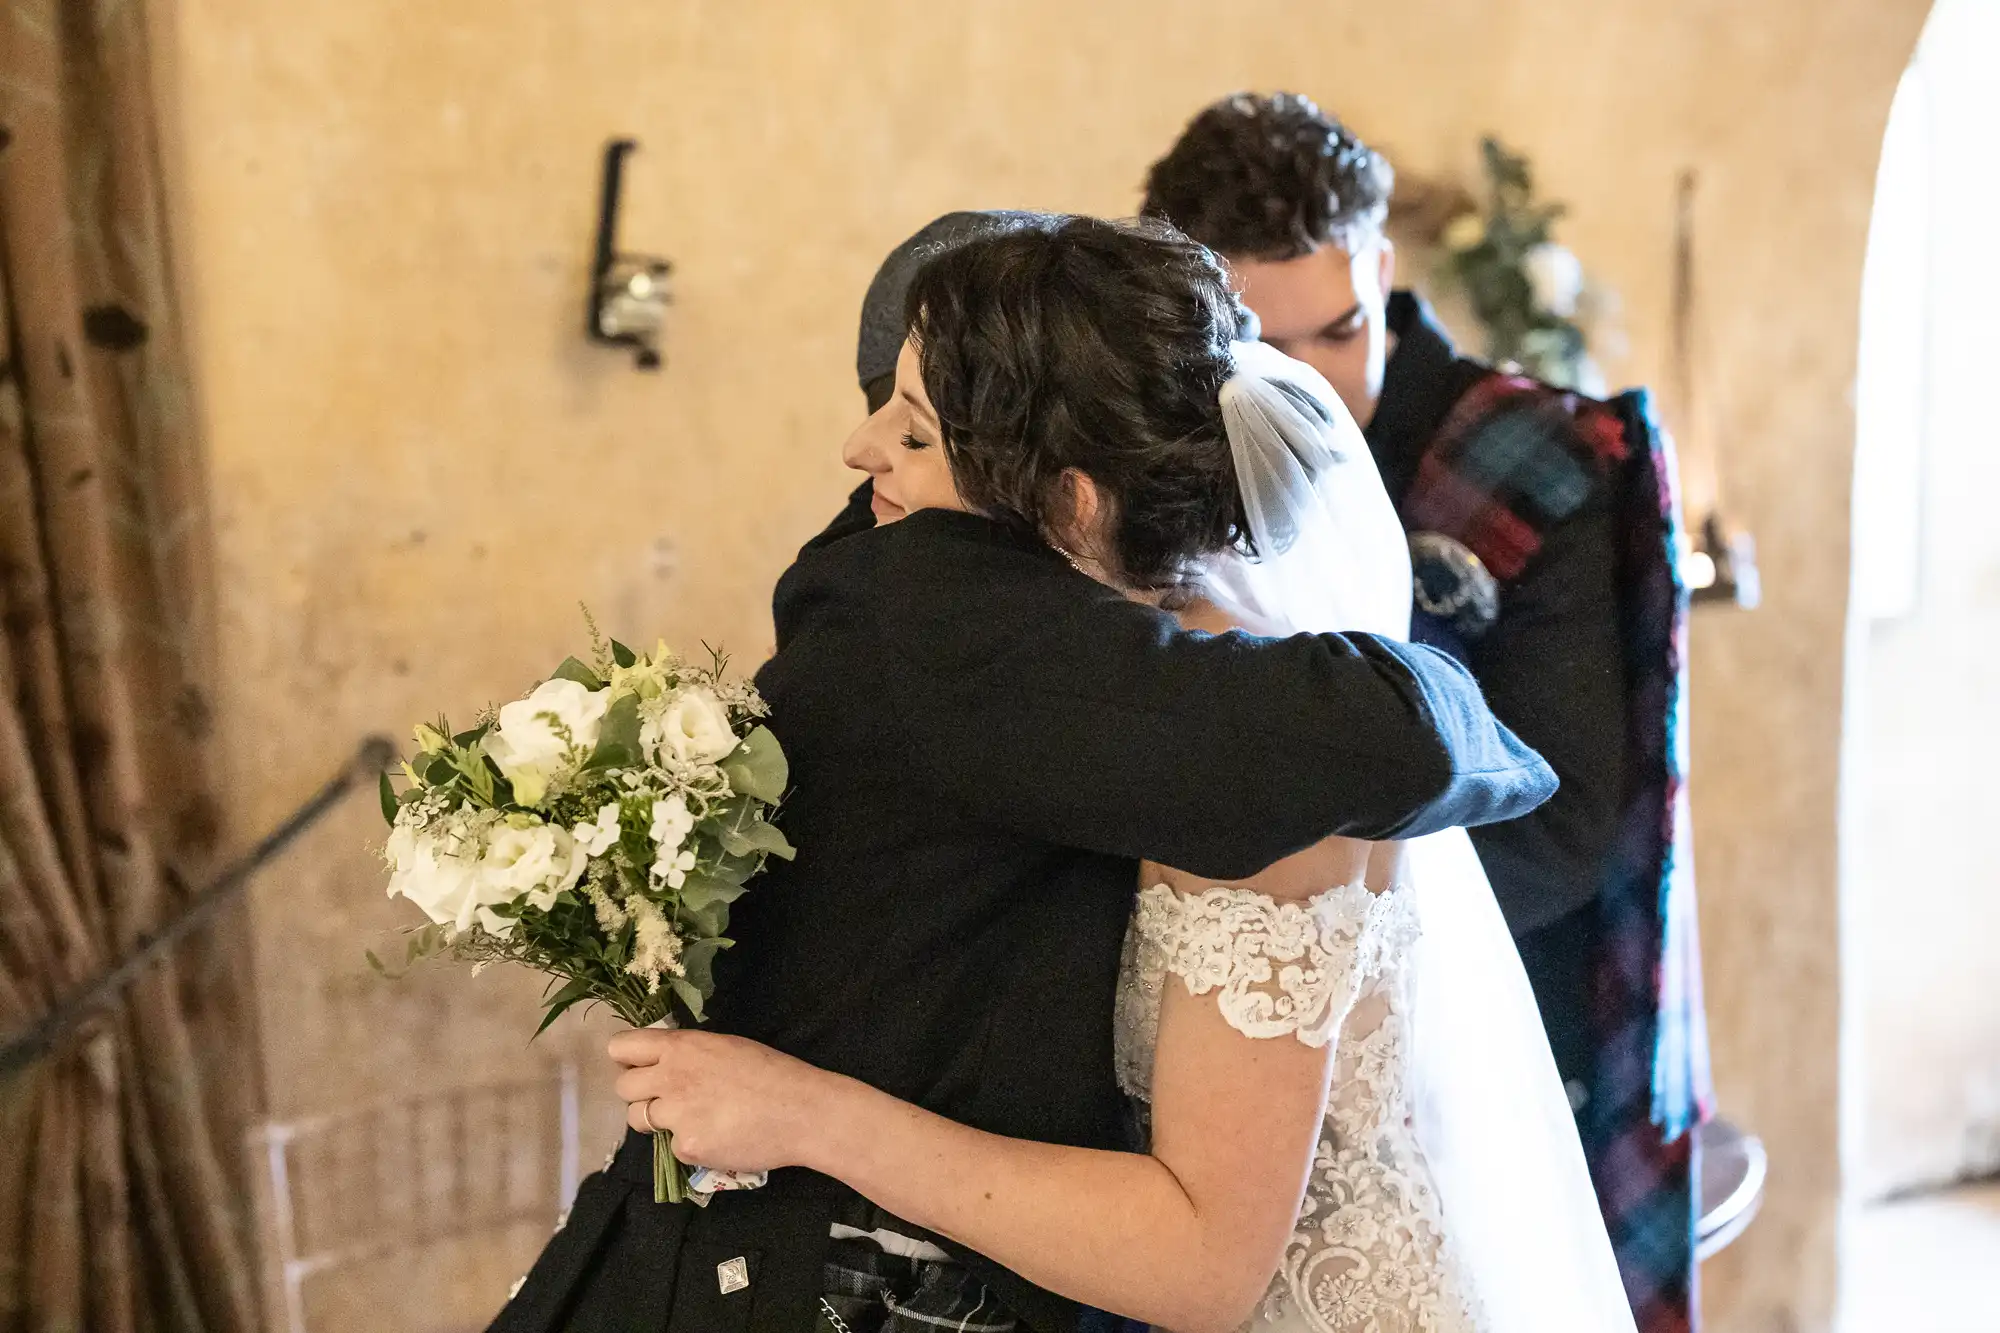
(169, 1, 1930, 1328)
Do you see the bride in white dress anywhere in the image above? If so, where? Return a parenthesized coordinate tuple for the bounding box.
(1113, 348, 1633, 1333)
(612, 219, 1634, 1333)
(1104, 338, 1631, 1333)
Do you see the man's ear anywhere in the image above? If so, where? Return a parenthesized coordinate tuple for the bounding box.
(1053, 468, 1107, 560)
(1376, 239, 1397, 301)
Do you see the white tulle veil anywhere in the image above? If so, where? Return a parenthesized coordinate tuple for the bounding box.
(1203, 341, 1637, 1333)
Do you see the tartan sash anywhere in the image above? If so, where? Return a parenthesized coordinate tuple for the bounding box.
(1401, 373, 1715, 1332)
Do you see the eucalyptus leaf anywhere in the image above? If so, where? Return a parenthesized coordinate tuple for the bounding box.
(677, 873, 748, 913)
(713, 797, 794, 860)
(668, 976, 706, 1023)
(550, 657, 605, 690)
(585, 693, 643, 771)
(718, 726, 788, 804)
(708, 850, 760, 887)
(676, 896, 730, 941)
(453, 724, 491, 749)
(610, 639, 638, 669)
(379, 772, 398, 826)
(723, 814, 795, 862)
(678, 936, 732, 999)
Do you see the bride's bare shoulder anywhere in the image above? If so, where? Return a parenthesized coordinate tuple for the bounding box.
(1172, 594, 1240, 635)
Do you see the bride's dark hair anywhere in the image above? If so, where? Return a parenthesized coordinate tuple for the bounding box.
(903, 214, 1250, 590)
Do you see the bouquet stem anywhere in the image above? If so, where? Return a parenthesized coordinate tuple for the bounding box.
(653, 1129, 689, 1204)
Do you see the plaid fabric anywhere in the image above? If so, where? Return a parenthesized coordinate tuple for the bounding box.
(1402, 372, 1630, 579)
(1402, 375, 1714, 1333)
(815, 1238, 1019, 1333)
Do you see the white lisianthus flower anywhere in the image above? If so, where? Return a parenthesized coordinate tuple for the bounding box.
(487, 679, 611, 806)
(386, 820, 490, 935)
(649, 794, 695, 854)
(653, 845, 697, 890)
(480, 821, 587, 929)
(652, 686, 739, 766)
(1441, 212, 1487, 253)
(573, 802, 622, 857)
(1522, 243, 1584, 318)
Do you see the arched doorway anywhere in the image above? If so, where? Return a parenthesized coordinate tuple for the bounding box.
(1845, 0, 2000, 1323)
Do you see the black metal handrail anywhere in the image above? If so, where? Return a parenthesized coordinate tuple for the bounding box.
(0, 736, 396, 1078)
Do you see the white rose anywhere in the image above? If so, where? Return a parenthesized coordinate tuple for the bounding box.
(387, 826, 489, 934)
(573, 802, 622, 857)
(1523, 243, 1584, 318)
(385, 819, 421, 877)
(649, 794, 695, 854)
(480, 822, 587, 928)
(487, 679, 611, 806)
(652, 686, 739, 766)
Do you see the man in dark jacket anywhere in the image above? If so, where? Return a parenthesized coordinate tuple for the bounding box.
(1142, 92, 1703, 1333)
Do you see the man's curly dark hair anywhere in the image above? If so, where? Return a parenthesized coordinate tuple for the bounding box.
(1141, 92, 1393, 262)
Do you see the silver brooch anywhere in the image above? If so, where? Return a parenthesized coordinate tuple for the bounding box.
(717, 1256, 750, 1295)
(1408, 533, 1500, 639)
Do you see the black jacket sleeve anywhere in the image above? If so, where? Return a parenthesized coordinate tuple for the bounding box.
(843, 511, 1557, 881)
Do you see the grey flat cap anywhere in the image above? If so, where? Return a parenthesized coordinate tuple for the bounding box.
(855, 210, 1059, 388)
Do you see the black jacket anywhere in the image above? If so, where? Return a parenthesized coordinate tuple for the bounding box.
(491, 495, 1554, 1333)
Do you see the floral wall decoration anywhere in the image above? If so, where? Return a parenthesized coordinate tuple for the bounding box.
(1431, 138, 1619, 396)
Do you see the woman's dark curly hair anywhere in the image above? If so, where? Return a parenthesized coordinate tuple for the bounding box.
(1140, 92, 1393, 262)
(902, 215, 1249, 591)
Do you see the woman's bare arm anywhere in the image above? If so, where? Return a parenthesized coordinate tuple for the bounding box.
(619, 816, 1394, 1331)
(614, 974, 1332, 1333)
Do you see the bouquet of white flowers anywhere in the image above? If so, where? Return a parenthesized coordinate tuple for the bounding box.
(373, 625, 792, 1201)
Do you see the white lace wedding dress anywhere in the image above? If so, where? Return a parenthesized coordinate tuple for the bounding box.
(1103, 342, 1633, 1333)
(1114, 879, 1479, 1333)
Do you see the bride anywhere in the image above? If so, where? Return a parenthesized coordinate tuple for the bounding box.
(613, 216, 1633, 1333)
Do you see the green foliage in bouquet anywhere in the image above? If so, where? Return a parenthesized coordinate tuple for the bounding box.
(371, 619, 793, 1200)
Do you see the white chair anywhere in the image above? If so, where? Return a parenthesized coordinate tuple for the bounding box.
(251, 1063, 581, 1333)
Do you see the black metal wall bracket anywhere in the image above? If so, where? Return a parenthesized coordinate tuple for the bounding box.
(587, 138, 673, 370)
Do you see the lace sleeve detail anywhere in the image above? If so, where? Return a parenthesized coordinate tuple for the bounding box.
(1131, 881, 1408, 1048)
